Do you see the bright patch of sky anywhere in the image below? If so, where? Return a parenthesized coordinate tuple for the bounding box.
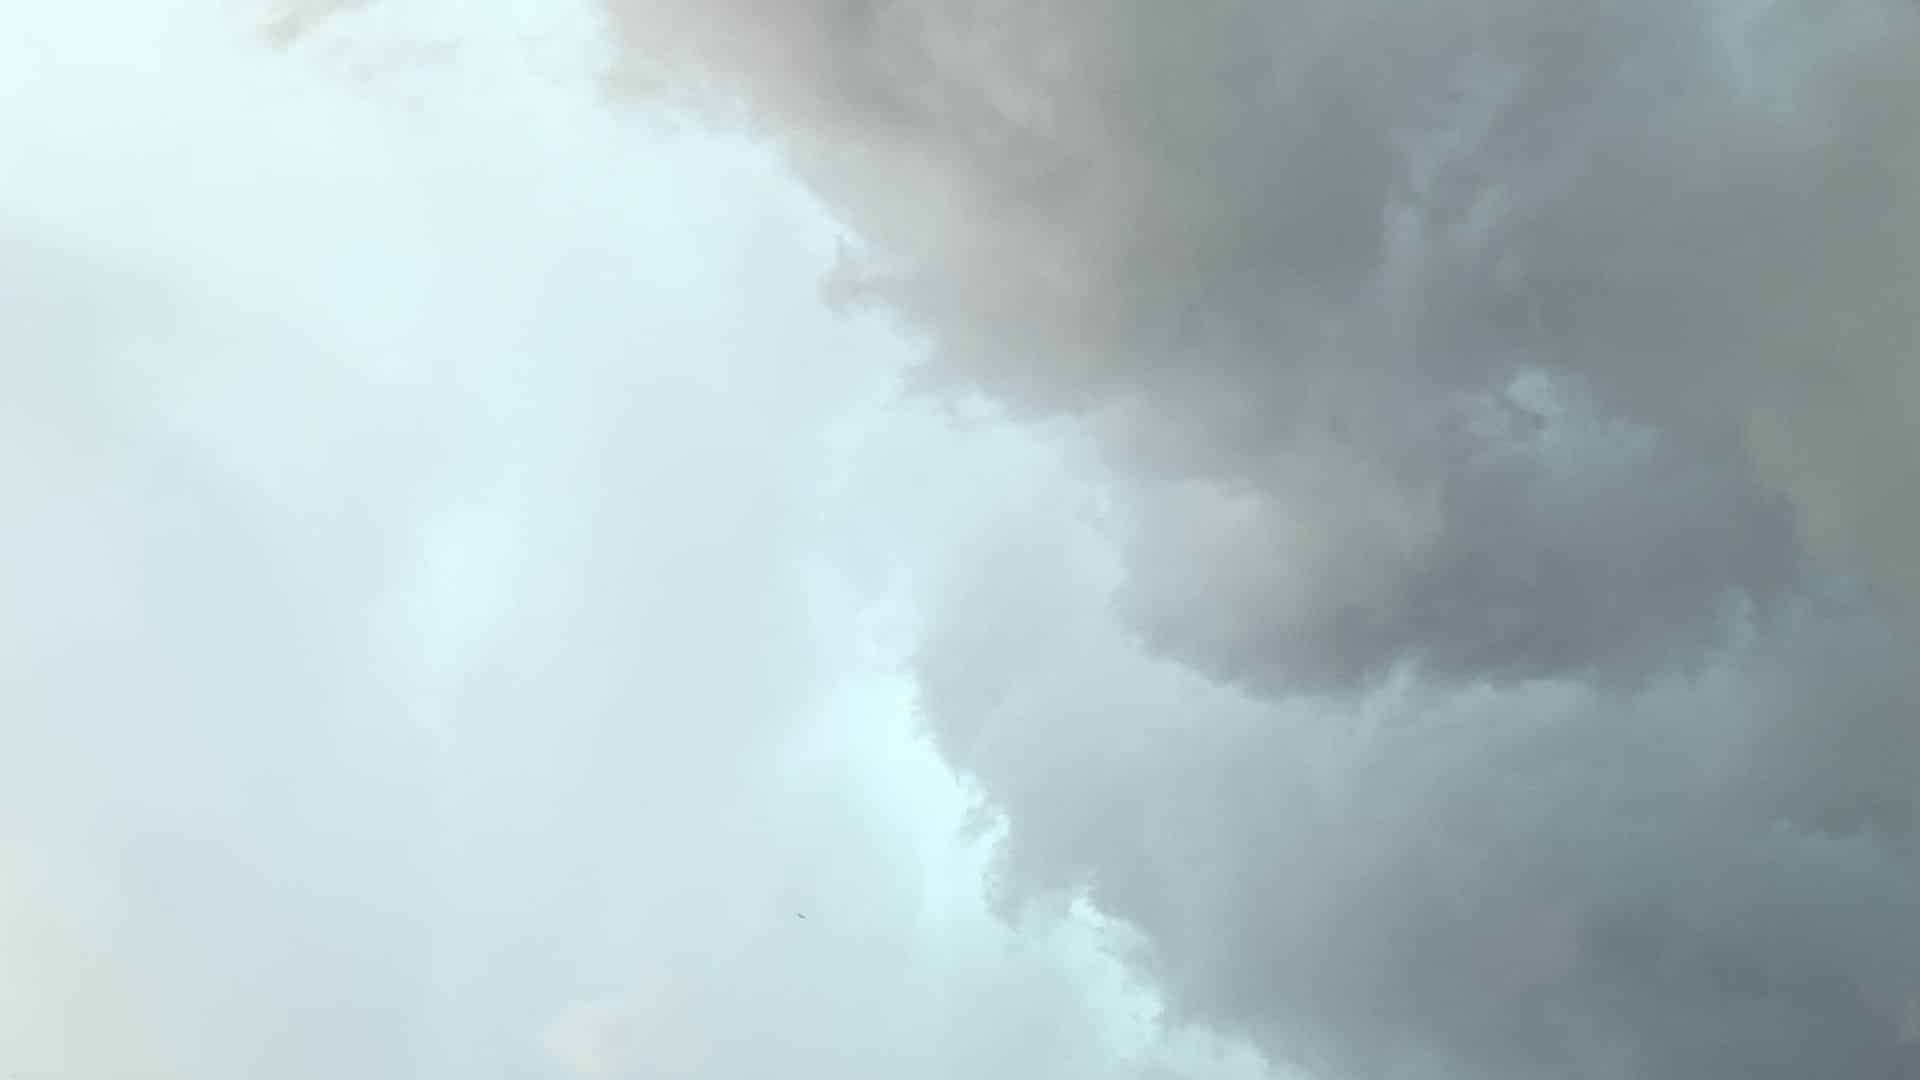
(0, 2, 1282, 1077)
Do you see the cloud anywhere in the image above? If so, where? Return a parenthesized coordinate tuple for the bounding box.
(605, 0, 1918, 680)
(907, 436, 1919, 1078)
(601, 0, 1920, 1076)
(12, 1, 1916, 1077)
(1, 4, 1294, 1078)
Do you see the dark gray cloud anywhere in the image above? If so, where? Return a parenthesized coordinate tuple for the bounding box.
(610, 0, 1916, 684)
(912, 456, 1919, 1079)
(608, 1, 1920, 1076)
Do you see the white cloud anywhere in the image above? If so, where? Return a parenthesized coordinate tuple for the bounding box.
(0, 3, 1279, 1077)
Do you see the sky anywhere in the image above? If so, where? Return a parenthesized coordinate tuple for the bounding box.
(1, 2, 1916, 1079)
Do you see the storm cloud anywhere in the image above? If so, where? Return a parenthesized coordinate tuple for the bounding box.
(10, 1, 1918, 1077)
(608, 0, 1918, 682)
(604, 1, 1920, 1077)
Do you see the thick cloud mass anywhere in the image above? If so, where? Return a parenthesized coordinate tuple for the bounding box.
(607, 1, 1920, 1077)
(917, 475, 1920, 1077)
(609, 0, 1919, 686)
(12, 1, 1918, 1077)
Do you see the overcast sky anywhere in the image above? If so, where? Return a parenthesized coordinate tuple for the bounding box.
(3, 2, 1917, 1078)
